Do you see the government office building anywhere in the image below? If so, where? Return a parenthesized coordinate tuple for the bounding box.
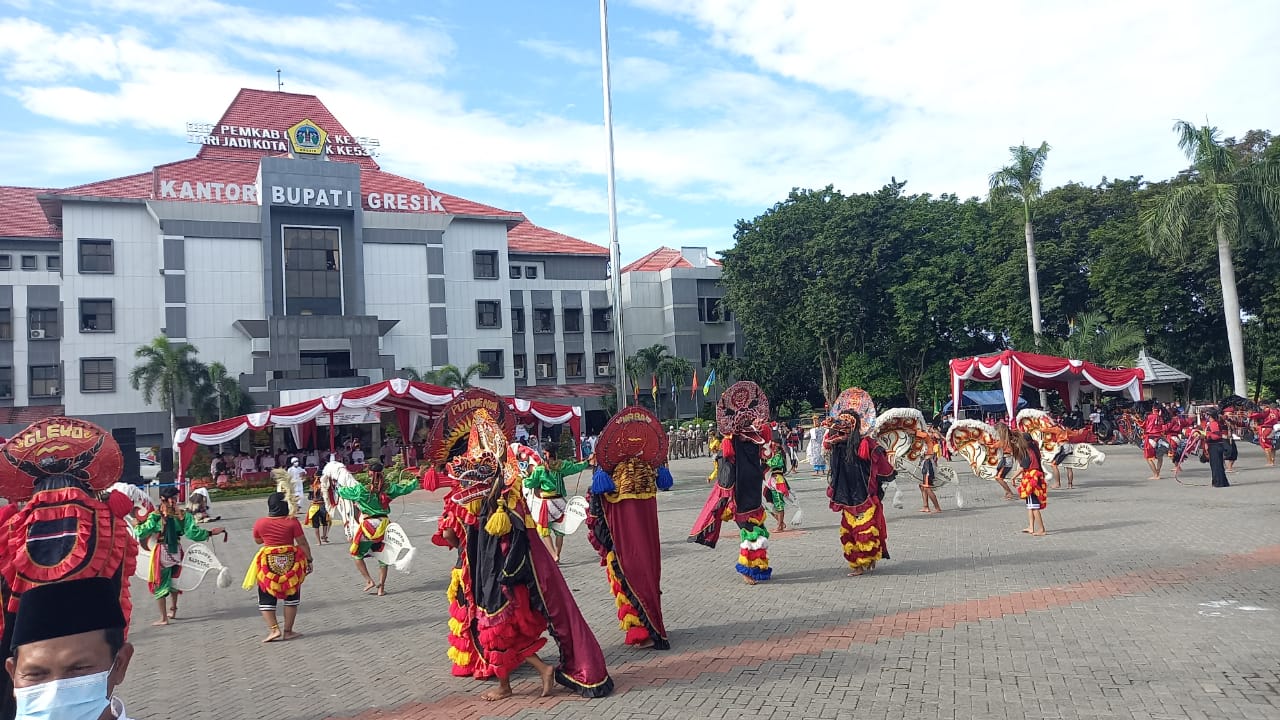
(0, 88, 738, 451)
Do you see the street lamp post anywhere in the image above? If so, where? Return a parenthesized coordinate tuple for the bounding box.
(599, 0, 627, 413)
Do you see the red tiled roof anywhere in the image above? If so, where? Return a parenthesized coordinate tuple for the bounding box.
(508, 219, 608, 256)
(59, 172, 153, 199)
(197, 88, 381, 170)
(516, 383, 615, 400)
(0, 186, 59, 238)
(621, 246, 720, 272)
(0, 405, 64, 426)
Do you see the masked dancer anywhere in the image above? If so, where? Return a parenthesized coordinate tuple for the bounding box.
(823, 391, 894, 576)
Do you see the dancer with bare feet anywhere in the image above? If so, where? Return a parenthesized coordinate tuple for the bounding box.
(245, 492, 312, 642)
(823, 388, 893, 577)
(688, 381, 775, 585)
(1143, 405, 1168, 479)
(339, 461, 417, 596)
(919, 441, 942, 513)
(997, 424, 1048, 536)
(446, 410, 613, 700)
(135, 486, 226, 625)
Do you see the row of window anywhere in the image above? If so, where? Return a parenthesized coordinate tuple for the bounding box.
(472, 252, 542, 281)
(0, 301, 115, 340)
(0, 255, 60, 272)
(477, 302, 613, 333)
(0, 358, 115, 398)
(474, 350, 616, 380)
(0, 239, 113, 275)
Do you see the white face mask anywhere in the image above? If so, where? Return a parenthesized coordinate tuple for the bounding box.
(14, 664, 113, 720)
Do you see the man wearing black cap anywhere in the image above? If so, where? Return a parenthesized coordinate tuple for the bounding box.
(5, 578, 134, 720)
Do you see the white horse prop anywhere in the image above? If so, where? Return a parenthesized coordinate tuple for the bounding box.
(1015, 409, 1105, 482)
(320, 460, 417, 572)
(129, 512, 233, 592)
(874, 408, 961, 508)
(946, 419, 1004, 483)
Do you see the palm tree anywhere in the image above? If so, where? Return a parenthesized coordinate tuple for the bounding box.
(129, 335, 205, 459)
(990, 141, 1052, 343)
(1143, 120, 1280, 397)
(193, 361, 246, 422)
(398, 367, 424, 382)
(626, 344, 674, 411)
(656, 355, 693, 420)
(429, 363, 487, 390)
(1040, 312, 1144, 367)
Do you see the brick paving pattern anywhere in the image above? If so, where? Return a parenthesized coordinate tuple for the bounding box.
(119, 444, 1280, 720)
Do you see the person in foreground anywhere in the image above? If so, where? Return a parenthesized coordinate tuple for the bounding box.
(823, 407, 894, 576)
(244, 493, 312, 643)
(5, 578, 135, 720)
(446, 411, 613, 701)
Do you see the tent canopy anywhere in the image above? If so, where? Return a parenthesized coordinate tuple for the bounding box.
(174, 378, 582, 479)
(950, 350, 1144, 419)
(942, 390, 1028, 415)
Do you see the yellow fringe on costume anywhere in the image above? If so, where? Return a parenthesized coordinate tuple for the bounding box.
(242, 545, 306, 596)
(605, 551, 644, 632)
(840, 504, 884, 570)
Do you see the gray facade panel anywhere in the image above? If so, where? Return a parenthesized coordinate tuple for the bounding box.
(265, 315, 382, 372)
(0, 239, 60, 252)
(365, 228, 444, 245)
(672, 307, 699, 330)
(0, 286, 11, 367)
(428, 278, 446, 304)
(264, 206, 362, 317)
(696, 278, 724, 297)
(674, 335, 701, 361)
(508, 255, 608, 281)
(589, 290, 610, 308)
(163, 238, 184, 269)
(164, 306, 187, 338)
(158, 220, 261, 239)
(27, 340, 58, 366)
(427, 246, 445, 274)
(669, 278, 698, 305)
(429, 307, 448, 335)
(560, 291, 582, 308)
(0, 286, 12, 305)
(562, 335, 584, 353)
(27, 285, 59, 306)
(530, 290, 552, 308)
(164, 274, 186, 303)
(431, 339, 449, 366)
(532, 332, 556, 354)
(509, 290, 524, 307)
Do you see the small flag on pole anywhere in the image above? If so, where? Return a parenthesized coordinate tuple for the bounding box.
(651, 374, 658, 401)
(691, 369, 699, 399)
(702, 369, 716, 396)
(632, 376, 639, 401)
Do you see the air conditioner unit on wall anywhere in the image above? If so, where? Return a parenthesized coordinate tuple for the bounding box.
(513, 368, 525, 379)
(29, 329, 45, 339)
(536, 363, 552, 379)
(596, 365, 612, 376)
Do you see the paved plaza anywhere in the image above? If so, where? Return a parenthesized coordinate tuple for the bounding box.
(121, 444, 1280, 720)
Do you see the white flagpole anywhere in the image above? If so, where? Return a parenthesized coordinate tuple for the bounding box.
(599, 0, 627, 414)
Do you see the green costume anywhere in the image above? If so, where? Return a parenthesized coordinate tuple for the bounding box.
(765, 453, 788, 513)
(135, 511, 211, 599)
(525, 459, 591, 498)
(338, 475, 418, 559)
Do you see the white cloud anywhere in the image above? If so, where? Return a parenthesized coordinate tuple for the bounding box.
(613, 56, 672, 90)
(518, 38, 596, 67)
(0, 130, 153, 177)
(639, 28, 681, 47)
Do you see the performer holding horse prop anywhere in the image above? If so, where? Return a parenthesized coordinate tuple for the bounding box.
(873, 408, 961, 508)
(1016, 409, 1105, 484)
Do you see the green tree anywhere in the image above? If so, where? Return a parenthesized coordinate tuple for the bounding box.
(427, 363, 487, 390)
(656, 354, 693, 420)
(1039, 312, 1144, 366)
(192, 361, 248, 422)
(990, 142, 1052, 345)
(129, 335, 205, 457)
(398, 367, 425, 382)
(1142, 120, 1280, 397)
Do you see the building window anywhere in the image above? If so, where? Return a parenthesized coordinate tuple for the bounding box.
(0, 255, 10, 270)
(46, 255, 61, 272)
(28, 308, 59, 339)
(594, 352, 615, 377)
(563, 308, 582, 333)
(476, 300, 502, 329)
(511, 308, 526, 333)
(533, 308, 554, 334)
(80, 358, 115, 393)
(285, 351, 354, 381)
(513, 353, 526, 379)
(20, 256, 36, 271)
(0, 309, 10, 340)
(535, 353, 555, 379)
(30, 365, 60, 397)
(0, 367, 11, 398)
(565, 353, 585, 378)
(698, 297, 730, 323)
(478, 350, 503, 378)
(510, 265, 522, 279)
(525, 266, 538, 280)
(701, 343, 734, 366)
(283, 226, 342, 316)
(473, 251, 498, 279)
(78, 239, 114, 274)
(592, 308, 612, 332)
(80, 299, 114, 333)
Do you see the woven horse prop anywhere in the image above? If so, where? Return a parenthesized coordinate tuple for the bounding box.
(320, 460, 360, 541)
(946, 420, 1004, 482)
(873, 408, 961, 508)
(1015, 409, 1106, 482)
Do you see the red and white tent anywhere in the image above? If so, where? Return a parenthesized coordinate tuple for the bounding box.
(949, 350, 1144, 418)
(174, 378, 581, 480)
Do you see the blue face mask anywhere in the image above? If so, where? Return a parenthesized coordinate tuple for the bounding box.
(13, 664, 113, 720)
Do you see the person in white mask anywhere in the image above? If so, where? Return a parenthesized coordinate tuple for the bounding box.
(5, 577, 135, 720)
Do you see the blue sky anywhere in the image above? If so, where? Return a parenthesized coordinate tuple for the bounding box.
(1, 0, 1277, 262)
